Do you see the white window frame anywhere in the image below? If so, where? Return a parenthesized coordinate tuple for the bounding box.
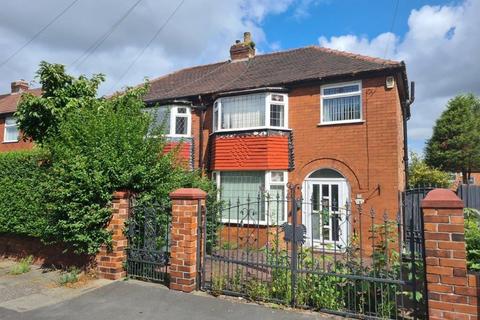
(213, 92, 289, 132)
(145, 105, 192, 138)
(320, 81, 363, 125)
(3, 116, 19, 143)
(213, 170, 288, 225)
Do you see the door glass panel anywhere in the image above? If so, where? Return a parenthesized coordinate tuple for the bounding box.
(312, 184, 319, 211)
(331, 184, 339, 211)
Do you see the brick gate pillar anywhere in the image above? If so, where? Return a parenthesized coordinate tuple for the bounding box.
(169, 188, 207, 293)
(421, 188, 479, 320)
(96, 191, 130, 280)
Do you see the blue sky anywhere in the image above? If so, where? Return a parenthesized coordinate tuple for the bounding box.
(261, 0, 461, 51)
(0, 0, 478, 154)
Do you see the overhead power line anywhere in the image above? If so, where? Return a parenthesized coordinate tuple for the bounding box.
(384, 0, 400, 58)
(72, 0, 144, 69)
(111, 0, 187, 92)
(0, 0, 80, 69)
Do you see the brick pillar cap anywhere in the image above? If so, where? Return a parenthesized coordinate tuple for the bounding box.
(170, 188, 207, 200)
(113, 190, 130, 199)
(421, 188, 464, 209)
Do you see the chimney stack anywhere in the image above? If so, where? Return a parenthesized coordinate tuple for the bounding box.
(11, 80, 29, 94)
(230, 32, 255, 62)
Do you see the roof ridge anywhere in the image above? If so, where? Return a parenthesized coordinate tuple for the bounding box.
(312, 46, 400, 65)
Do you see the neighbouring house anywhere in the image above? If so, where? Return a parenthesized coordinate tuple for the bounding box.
(0, 80, 39, 152)
(139, 32, 412, 249)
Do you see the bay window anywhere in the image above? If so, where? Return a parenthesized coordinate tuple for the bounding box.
(4, 117, 19, 142)
(321, 81, 362, 124)
(213, 92, 288, 132)
(145, 105, 191, 137)
(214, 171, 287, 224)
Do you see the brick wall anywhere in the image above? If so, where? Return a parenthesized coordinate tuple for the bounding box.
(422, 188, 480, 320)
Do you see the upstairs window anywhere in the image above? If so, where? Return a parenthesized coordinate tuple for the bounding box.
(321, 81, 362, 124)
(145, 105, 191, 137)
(4, 117, 19, 142)
(213, 92, 288, 132)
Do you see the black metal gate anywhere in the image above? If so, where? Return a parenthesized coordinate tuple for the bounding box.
(126, 199, 171, 283)
(200, 185, 427, 319)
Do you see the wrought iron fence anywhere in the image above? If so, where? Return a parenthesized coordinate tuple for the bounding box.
(200, 185, 427, 319)
(126, 199, 171, 283)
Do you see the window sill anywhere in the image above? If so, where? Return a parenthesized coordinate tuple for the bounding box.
(317, 120, 365, 127)
(2, 140, 19, 144)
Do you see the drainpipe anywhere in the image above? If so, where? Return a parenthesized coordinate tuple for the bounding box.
(196, 95, 207, 174)
(403, 81, 415, 189)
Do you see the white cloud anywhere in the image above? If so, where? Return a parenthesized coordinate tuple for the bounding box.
(0, 0, 295, 95)
(318, 0, 480, 153)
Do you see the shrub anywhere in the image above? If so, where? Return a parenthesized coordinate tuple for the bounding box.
(3, 62, 218, 255)
(465, 208, 480, 271)
(0, 150, 49, 237)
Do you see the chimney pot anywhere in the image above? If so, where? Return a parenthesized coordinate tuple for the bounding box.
(11, 80, 29, 93)
(243, 32, 251, 44)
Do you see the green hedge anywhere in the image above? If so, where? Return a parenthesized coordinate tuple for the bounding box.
(0, 149, 49, 237)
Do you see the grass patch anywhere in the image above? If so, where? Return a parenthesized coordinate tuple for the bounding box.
(10, 256, 34, 275)
(58, 267, 81, 286)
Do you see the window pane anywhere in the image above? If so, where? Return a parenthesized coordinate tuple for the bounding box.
(270, 104, 284, 127)
(324, 85, 359, 95)
(5, 117, 17, 126)
(221, 94, 265, 129)
(271, 94, 284, 102)
(268, 185, 285, 222)
(213, 103, 219, 131)
(177, 107, 187, 114)
(331, 185, 339, 211)
(5, 125, 19, 141)
(145, 107, 170, 134)
(271, 171, 284, 182)
(323, 95, 361, 122)
(175, 116, 187, 135)
(220, 172, 265, 221)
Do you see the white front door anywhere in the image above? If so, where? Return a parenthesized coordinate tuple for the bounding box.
(303, 179, 349, 249)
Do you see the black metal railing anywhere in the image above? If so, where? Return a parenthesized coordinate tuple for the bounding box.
(201, 185, 427, 319)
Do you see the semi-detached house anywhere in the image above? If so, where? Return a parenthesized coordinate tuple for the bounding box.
(140, 32, 412, 247)
(0, 33, 413, 247)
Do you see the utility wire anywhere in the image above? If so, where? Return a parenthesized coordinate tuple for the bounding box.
(384, 0, 400, 58)
(0, 0, 79, 69)
(111, 0, 186, 92)
(72, 0, 144, 69)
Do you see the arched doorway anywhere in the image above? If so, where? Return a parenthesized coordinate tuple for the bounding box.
(302, 168, 350, 248)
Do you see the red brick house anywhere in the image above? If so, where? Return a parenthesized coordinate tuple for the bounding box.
(0, 80, 38, 152)
(141, 33, 413, 248)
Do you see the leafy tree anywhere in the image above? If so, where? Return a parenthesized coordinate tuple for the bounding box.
(15, 61, 104, 145)
(425, 94, 480, 184)
(5, 62, 217, 254)
(408, 152, 451, 188)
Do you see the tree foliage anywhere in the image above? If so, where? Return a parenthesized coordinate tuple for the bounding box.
(15, 61, 104, 145)
(2, 62, 217, 254)
(425, 94, 480, 184)
(408, 152, 451, 188)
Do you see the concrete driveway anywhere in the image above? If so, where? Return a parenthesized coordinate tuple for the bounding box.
(0, 279, 336, 320)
